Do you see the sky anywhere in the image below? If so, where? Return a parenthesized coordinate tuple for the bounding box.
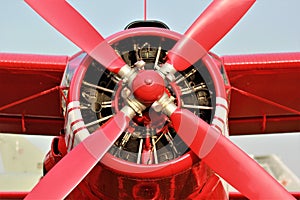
(1, 0, 300, 55)
(0, 0, 299, 179)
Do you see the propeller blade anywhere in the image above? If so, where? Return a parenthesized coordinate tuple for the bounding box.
(167, 0, 255, 71)
(25, 109, 132, 200)
(170, 108, 295, 200)
(25, 0, 125, 74)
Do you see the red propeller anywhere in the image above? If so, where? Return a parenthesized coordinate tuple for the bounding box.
(24, 0, 295, 199)
(25, 107, 134, 200)
(25, 0, 126, 74)
(170, 108, 295, 200)
(166, 0, 255, 72)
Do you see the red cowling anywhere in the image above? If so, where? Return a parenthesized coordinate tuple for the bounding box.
(170, 108, 295, 200)
(25, 0, 125, 74)
(62, 27, 218, 199)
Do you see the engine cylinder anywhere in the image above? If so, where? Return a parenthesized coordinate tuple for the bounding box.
(63, 27, 227, 199)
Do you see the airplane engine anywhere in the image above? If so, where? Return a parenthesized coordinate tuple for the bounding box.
(58, 27, 229, 199)
(23, 1, 295, 199)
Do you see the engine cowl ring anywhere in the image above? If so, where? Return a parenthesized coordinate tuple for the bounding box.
(66, 27, 226, 178)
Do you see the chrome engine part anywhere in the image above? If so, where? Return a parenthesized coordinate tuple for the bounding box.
(79, 35, 215, 165)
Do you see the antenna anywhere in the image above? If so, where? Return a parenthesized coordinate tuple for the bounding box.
(144, 0, 147, 20)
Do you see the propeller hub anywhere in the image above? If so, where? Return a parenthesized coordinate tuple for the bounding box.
(132, 70, 165, 104)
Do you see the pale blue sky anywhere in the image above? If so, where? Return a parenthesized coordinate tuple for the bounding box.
(0, 0, 300, 178)
(0, 0, 300, 55)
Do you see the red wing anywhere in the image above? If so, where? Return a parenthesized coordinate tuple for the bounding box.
(223, 52, 300, 135)
(0, 53, 67, 136)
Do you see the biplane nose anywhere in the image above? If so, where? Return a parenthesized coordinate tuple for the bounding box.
(24, 0, 295, 199)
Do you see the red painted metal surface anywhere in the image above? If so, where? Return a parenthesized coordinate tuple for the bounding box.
(43, 135, 68, 173)
(25, 0, 126, 74)
(2, 191, 300, 200)
(2, 0, 299, 198)
(0, 192, 27, 199)
(223, 52, 300, 135)
(167, 0, 255, 71)
(132, 70, 165, 104)
(171, 108, 294, 199)
(2, 51, 298, 199)
(0, 53, 67, 135)
(26, 111, 131, 200)
(28, 25, 231, 199)
(229, 192, 300, 200)
(65, 161, 224, 199)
